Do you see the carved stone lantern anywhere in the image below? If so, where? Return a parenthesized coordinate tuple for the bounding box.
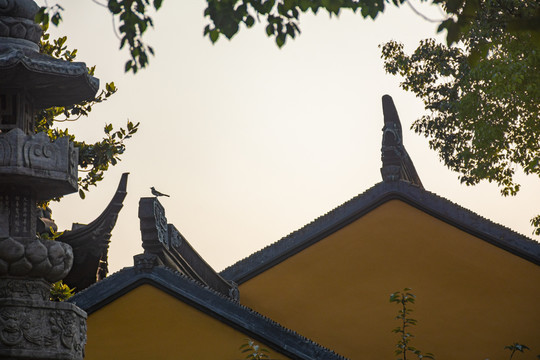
(0, 0, 99, 358)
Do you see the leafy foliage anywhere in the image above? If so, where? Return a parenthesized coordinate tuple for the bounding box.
(239, 338, 272, 359)
(107, 0, 164, 73)
(41, 1, 164, 74)
(380, 0, 540, 234)
(204, 0, 409, 48)
(50, 280, 75, 301)
(202, 0, 540, 48)
(390, 288, 434, 360)
(437, 0, 540, 47)
(38, 227, 63, 241)
(46, 0, 540, 71)
(35, 6, 139, 200)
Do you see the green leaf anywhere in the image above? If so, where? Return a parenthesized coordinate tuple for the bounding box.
(276, 33, 285, 47)
(299, 0, 311, 11)
(125, 60, 133, 72)
(245, 15, 255, 27)
(209, 29, 220, 43)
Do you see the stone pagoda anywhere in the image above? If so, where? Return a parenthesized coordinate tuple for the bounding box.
(0, 0, 98, 358)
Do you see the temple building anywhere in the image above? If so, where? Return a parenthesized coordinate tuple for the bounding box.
(69, 96, 540, 360)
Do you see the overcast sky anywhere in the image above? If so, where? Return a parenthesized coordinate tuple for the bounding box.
(42, 0, 540, 273)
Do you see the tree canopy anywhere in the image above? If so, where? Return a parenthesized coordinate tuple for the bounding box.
(51, 0, 538, 73)
(380, 0, 539, 234)
(203, 0, 540, 48)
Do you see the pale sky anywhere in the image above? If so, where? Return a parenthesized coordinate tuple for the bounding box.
(43, 0, 540, 273)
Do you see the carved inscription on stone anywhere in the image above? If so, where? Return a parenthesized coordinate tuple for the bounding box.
(0, 195, 9, 237)
(9, 194, 34, 238)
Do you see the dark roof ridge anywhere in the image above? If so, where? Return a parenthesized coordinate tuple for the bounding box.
(138, 197, 235, 298)
(69, 265, 348, 360)
(220, 181, 540, 284)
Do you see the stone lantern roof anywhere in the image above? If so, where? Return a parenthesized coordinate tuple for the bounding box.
(0, 0, 99, 110)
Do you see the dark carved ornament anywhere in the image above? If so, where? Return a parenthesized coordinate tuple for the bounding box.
(0, 0, 41, 20)
(59, 173, 129, 291)
(0, 278, 87, 360)
(134, 253, 159, 273)
(0, 302, 86, 359)
(380, 95, 424, 188)
(0, 130, 78, 199)
(0, 15, 41, 43)
(138, 197, 238, 299)
(0, 236, 73, 282)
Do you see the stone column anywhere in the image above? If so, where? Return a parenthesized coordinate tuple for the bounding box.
(0, 0, 99, 358)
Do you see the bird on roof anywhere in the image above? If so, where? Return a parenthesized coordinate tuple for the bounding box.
(151, 186, 170, 197)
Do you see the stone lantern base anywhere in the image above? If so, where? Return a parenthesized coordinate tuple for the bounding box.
(0, 278, 86, 360)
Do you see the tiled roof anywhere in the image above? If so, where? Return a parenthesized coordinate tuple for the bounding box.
(69, 263, 348, 360)
(220, 180, 540, 284)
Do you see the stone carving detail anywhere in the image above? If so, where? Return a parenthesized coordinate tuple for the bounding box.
(153, 200, 169, 249)
(0, 137, 12, 166)
(0, 279, 49, 301)
(0, 236, 74, 282)
(380, 95, 424, 188)
(0, 280, 86, 359)
(0, 129, 76, 172)
(0, 16, 41, 43)
(134, 253, 158, 272)
(169, 224, 183, 249)
(0, 0, 40, 21)
(140, 197, 171, 253)
(0, 0, 41, 43)
(8, 193, 34, 238)
(0, 129, 78, 198)
(23, 139, 58, 170)
(0, 301, 86, 359)
(22, 132, 68, 172)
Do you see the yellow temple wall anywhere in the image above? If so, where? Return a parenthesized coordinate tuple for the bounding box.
(238, 199, 540, 360)
(84, 284, 290, 360)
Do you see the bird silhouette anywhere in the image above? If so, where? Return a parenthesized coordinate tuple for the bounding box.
(151, 187, 170, 197)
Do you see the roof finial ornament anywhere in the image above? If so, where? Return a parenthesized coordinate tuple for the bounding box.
(380, 95, 423, 188)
